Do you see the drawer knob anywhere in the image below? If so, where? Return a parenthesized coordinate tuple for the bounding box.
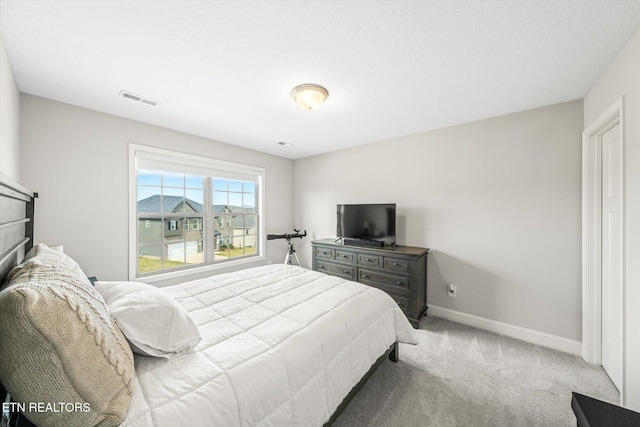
(342, 255, 349, 258)
(363, 274, 370, 279)
(393, 262, 399, 266)
(319, 266, 325, 269)
(396, 281, 402, 285)
(344, 270, 350, 274)
(322, 251, 327, 255)
(366, 258, 372, 262)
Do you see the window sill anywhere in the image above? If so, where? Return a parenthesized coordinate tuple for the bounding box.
(132, 254, 266, 286)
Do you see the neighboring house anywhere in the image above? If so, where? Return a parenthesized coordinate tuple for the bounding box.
(137, 195, 204, 260)
(212, 204, 257, 250)
(137, 196, 256, 260)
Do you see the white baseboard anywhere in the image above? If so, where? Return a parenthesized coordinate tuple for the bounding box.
(427, 305, 582, 356)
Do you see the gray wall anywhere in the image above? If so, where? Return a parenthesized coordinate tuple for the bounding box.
(293, 100, 583, 341)
(0, 35, 20, 180)
(584, 27, 640, 411)
(20, 94, 294, 285)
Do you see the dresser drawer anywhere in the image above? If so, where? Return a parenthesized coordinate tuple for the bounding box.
(316, 261, 355, 280)
(335, 250, 355, 263)
(359, 269, 410, 293)
(384, 257, 410, 272)
(315, 247, 335, 260)
(385, 290, 410, 314)
(358, 253, 382, 267)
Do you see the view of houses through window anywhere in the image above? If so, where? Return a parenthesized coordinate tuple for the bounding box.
(136, 169, 259, 275)
(213, 178, 257, 261)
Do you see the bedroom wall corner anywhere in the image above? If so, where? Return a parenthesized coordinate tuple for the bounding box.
(19, 95, 295, 285)
(293, 100, 584, 345)
(0, 35, 20, 181)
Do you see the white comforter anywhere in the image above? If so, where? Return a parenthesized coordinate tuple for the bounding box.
(121, 264, 417, 427)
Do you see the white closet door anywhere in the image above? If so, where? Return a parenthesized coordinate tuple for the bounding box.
(601, 122, 623, 390)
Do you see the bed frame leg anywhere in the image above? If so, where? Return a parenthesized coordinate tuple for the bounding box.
(389, 342, 399, 363)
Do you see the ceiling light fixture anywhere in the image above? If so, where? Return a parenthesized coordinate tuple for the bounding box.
(291, 84, 329, 111)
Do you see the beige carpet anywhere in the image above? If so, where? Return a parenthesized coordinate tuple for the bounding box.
(332, 316, 618, 426)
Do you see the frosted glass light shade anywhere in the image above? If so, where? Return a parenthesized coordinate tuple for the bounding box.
(291, 84, 329, 111)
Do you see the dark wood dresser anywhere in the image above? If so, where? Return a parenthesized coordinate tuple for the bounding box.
(311, 238, 429, 328)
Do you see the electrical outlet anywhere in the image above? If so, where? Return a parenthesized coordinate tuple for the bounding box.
(448, 283, 457, 297)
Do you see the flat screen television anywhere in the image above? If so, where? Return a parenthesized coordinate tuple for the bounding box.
(337, 203, 396, 247)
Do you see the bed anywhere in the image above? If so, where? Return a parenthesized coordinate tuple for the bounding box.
(0, 173, 417, 427)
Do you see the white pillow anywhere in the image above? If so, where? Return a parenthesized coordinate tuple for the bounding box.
(94, 281, 202, 358)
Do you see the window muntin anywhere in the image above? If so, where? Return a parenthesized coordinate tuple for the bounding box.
(134, 160, 261, 278)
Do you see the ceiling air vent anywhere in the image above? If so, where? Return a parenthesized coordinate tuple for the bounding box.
(119, 90, 159, 107)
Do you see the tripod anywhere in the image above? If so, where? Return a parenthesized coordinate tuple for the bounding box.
(283, 239, 300, 265)
(267, 229, 307, 266)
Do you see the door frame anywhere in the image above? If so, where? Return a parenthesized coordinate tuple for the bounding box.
(582, 96, 625, 404)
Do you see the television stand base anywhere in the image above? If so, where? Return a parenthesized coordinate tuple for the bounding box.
(343, 239, 384, 248)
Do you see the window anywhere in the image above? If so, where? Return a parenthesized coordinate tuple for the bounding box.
(213, 178, 257, 261)
(129, 144, 265, 281)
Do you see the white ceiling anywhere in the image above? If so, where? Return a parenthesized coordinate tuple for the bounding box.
(1, 1, 640, 160)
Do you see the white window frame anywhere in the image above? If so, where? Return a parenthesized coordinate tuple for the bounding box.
(128, 143, 265, 283)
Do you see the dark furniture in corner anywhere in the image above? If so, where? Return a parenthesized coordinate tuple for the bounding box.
(311, 238, 429, 328)
(572, 392, 640, 426)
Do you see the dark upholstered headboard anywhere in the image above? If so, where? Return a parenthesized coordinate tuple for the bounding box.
(0, 172, 37, 427)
